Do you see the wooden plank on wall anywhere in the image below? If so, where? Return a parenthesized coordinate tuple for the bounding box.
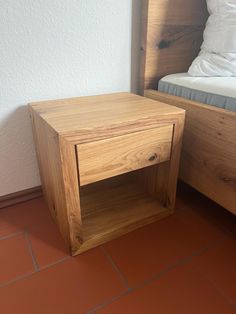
(0, 186, 42, 209)
(140, 0, 208, 93)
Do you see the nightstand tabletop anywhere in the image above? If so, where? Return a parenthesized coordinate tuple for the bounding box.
(30, 92, 185, 143)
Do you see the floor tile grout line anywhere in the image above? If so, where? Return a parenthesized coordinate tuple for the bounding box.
(24, 230, 40, 272)
(100, 245, 130, 290)
(87, 289, 134, 314)
(0, 236, 225, 293)
(0, 233, 228, 309)
(191, 263, 236, 309)
(87, 238, 225, 313)
(206, 278, 236, 309)
(39, 255, 71, 271)
(133, 237, 226, 291)
(0, 271, 36, 289)
(0, 255, 72, 289)
(0, 230, 24, 241)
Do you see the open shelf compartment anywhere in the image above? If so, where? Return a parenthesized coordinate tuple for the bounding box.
(78, 166, 172, 253)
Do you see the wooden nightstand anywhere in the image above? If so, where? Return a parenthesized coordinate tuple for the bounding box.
(29, 93, 185, 255)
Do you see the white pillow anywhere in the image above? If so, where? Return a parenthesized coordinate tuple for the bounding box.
(188, 0, 236, 76)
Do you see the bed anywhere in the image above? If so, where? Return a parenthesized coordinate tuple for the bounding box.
(158, 74, 236, 112)
(140, 0, 236, 214)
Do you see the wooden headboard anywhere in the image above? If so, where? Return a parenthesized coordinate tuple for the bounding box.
(139, 0, 208, 93)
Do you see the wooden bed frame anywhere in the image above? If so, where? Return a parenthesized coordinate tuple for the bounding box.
(140, 0, 236, 214)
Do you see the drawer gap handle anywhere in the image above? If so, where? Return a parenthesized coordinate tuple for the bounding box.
(148, 153, 158, 162)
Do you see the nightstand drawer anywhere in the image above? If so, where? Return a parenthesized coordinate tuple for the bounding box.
(77, 125, 173, 186)
(30, 92, 185, 255)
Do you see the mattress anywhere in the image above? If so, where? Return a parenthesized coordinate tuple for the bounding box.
(158, 73, 236, 112)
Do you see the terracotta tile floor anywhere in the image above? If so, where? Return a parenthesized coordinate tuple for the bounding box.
(0, 184, 236, 313)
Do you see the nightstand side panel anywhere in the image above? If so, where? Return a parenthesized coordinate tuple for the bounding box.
(29, 107, 83, 254)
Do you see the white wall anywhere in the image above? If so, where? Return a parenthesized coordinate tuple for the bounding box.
(0, 0, 136, 196)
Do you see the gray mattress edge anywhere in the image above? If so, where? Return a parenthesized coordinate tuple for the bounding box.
(158, 80, 236, 112)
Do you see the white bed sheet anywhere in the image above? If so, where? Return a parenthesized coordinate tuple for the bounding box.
(160, 73, 236, 99)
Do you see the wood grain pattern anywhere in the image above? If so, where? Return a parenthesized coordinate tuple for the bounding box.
(135, 113, 185, 210)
(144, 0, 208, 25)
(140, 0, 208, 92)
(29, 93, 185, 255)
(145, 90, 236, 214)
(29, 108, 82, 253)
(77, 125, 173, 186)
(30, 92, 184, 143)
(78, 179, 172, 254)
(140, 0, 236, 214)
(59, 137, 83, 254)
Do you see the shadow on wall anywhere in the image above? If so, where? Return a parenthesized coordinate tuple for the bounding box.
(131, 0, 142, 93)
(0, 0, 141, 196)
(0, 105, 40, 196)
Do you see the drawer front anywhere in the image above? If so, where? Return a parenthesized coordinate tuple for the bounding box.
(77, 125, 173, 186)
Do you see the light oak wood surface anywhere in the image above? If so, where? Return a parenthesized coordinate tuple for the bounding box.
(29, 109, 83, 253)
(29, 93, 185, 255)
(140, 0, 236, 214)
(79, 179, 171, 254)
(30, 92, 184, 143)
(145, 90, 236, 214)
(140, 0, 208, 92)
(77, 125, 173, 186)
